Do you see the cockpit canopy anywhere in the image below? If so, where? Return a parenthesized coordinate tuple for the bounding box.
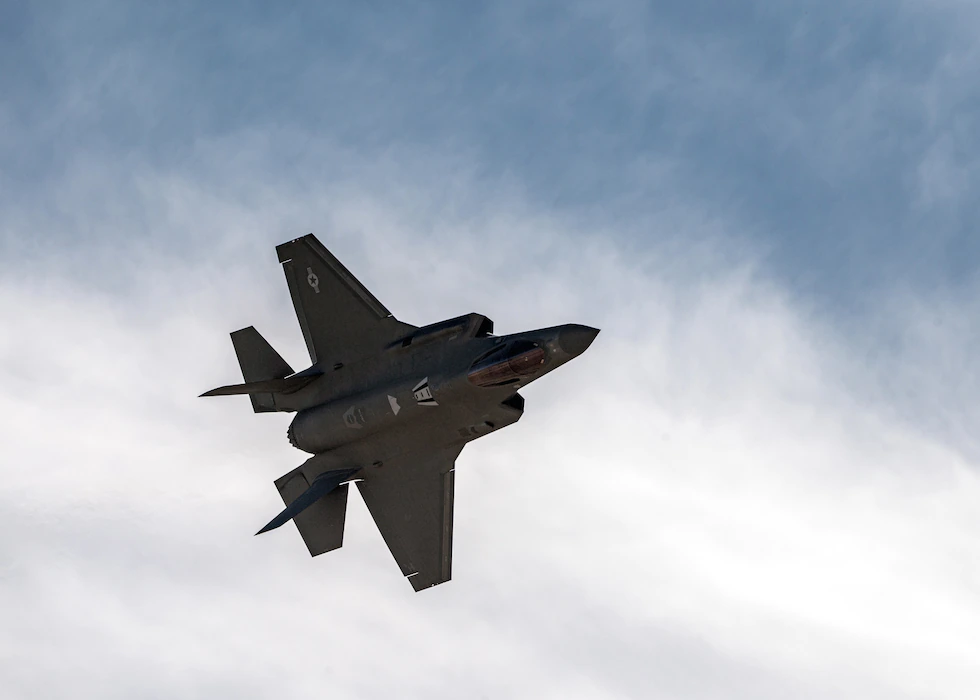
(468, 340, 547, 387)
(389, 313, 494, 350)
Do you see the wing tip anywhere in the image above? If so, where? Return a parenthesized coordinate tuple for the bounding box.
(276, 233, 316, 263)
(409, 575, 451, 592)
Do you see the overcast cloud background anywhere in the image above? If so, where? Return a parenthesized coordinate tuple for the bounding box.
(1, 2, 979, 698)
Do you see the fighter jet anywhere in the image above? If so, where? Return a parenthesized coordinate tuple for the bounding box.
(202, 234, 598, 591)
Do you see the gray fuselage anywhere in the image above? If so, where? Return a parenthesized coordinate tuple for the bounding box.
(275, 314, 596, 482)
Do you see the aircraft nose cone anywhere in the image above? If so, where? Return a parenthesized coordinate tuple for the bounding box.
(558, 325, 600, 356)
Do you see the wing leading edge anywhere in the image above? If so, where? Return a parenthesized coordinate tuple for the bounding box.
(276, 234, 415, 367)
(357, 447, 462, 592)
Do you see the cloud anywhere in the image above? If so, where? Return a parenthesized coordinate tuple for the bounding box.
(6, 0, 980, 302)
(2, 2, 980, 697)
(1, 144, 978, 698)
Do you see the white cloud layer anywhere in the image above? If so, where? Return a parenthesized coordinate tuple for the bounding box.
(1, 149, 977, 698)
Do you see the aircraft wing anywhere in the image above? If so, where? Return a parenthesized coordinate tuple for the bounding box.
(276, 234, 416, 366)
(357, 446, 463, 592)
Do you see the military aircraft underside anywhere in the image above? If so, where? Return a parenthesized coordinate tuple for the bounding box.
(202, 234, 598, 591)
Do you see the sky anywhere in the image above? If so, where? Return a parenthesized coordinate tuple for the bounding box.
(1, 1, 979, 698)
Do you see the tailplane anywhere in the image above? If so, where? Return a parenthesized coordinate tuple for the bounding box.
(229, 326, 293, 413)
(259, 462, 359, 557)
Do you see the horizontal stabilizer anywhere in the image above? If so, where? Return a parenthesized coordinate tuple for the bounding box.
(230, 326, 293, 413)
(200, 374, 319, 397)
(275, 467, 349, 556)
(256, 468, 360, 535)
(232, 326, 293, 380)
